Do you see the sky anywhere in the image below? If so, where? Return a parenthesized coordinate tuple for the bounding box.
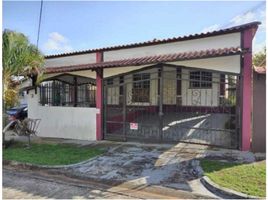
(3, 1, 266, 56)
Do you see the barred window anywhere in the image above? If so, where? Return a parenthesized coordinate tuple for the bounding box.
(132, 73, 150, 102)
(40, 80, 96, 107)
(190, 71, 212, 88)
(119, 76, 124, 95)
(107, 78, 114, 85)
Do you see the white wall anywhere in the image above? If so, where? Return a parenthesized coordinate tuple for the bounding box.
(45, 53, 96, 68)
(27, 90, 97, 140)
(104, 33, 240, 61)
(169, 55, 241, 74)
(181, 69, 219, 107)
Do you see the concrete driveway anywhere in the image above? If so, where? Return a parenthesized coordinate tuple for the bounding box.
(62, 142, 255, 198)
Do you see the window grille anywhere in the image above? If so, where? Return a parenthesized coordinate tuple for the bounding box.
(132, 73, 150, 102)
(39, 80, 96, 107)
(107, 78, 114, 85)
(189, 71, 212, 88)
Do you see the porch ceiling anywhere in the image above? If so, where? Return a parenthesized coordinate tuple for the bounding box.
(45, 47, 243, 74)
(44, 73, 95, 85)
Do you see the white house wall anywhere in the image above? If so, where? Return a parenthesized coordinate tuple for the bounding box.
(168, 55, 241, 74)
(104, 33, 240, 61)
(45, 53, 96, 68)
(27, 90, 97, 140)
(44, 70, 96, 80)
(181, 69, 219, 107)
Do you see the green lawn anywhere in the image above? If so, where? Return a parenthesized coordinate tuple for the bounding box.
(200, 159, 266, 197)
(3, 142, 105, 165)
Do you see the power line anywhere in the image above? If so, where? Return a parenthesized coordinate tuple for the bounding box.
(36, 0, 43, 49)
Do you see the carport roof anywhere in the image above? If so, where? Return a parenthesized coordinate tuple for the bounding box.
(45, 46, 243, 74)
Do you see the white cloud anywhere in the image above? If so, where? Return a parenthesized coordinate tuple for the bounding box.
(230, 11, 256, 25)
(49, 32, 67, 43)
(258, 10, 266, 32)
(201, 24, 220, 33)
(43, 32, 73, 53)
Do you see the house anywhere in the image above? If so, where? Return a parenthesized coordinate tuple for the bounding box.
(27, 21, 260, 151)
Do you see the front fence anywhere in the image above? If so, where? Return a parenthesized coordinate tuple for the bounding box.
(103, 65, 240, 149)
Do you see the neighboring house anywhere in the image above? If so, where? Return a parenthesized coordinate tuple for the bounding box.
(252, 66, 266, 153)
(27, 21, 260, 151)
(18, 78, 32, 105)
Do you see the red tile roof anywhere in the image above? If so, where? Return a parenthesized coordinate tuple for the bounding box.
(254, 66, 266, 74)
(46, 47, 242, 74)
(45, 21, 260, 59)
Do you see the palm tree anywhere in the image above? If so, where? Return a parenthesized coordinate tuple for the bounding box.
(3, 30, 44, 109)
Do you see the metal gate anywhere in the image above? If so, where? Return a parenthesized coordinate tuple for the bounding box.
(103, 65, 240, 149)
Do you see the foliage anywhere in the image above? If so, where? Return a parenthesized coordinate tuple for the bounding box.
(3, 142, 105, 165)
(253, 47, 266, 67)
(200, 159, 266, 197)
(3, 30, 44, 109)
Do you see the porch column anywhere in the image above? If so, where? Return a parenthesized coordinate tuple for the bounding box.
(73, 76, 78, 107)
(241, 28, 256, 151)
(96, 51, 103, 140)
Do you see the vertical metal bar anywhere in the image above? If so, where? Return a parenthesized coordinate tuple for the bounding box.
(235, 75, 241, 149)
(103, 81, 107, 139)
(159, 65, 164, 141)
(74, 76, 78, 107)
(123, 82, 127, 141)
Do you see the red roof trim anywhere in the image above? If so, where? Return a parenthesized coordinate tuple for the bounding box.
(45, 47, 242, 74)
(45, 21, 260, 59)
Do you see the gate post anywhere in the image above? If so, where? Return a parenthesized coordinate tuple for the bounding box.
(96, 51, 103, 140)
(241, 27, 257, 151)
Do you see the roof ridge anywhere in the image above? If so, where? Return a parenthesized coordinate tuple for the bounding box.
(45, 21, 259, 59)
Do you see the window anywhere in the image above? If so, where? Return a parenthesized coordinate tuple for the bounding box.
(119, 76, 124, 95)
(39, 80, 96, 107)
(176, 68, 182, 95)
(190, 71, 212, 88)
(132, 73, 150, 102)
(220, 74, 226, 95)
(107, 78, 113, 85)
(157, 68, 161, 95)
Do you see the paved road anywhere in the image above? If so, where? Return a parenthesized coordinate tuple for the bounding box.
(3, 167, 210, 199)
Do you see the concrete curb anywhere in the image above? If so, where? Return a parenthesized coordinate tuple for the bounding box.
(201, 176, 261, 199)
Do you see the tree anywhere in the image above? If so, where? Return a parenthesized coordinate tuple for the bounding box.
(3, 30, 44, 109)
(253, 47, 266, 67)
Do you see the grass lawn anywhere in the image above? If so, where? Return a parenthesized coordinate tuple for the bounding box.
(200, 159, 266, 197)
(3, 142, 105, 165)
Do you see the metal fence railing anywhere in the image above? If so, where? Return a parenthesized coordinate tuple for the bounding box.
(40, 81, 96, 107)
